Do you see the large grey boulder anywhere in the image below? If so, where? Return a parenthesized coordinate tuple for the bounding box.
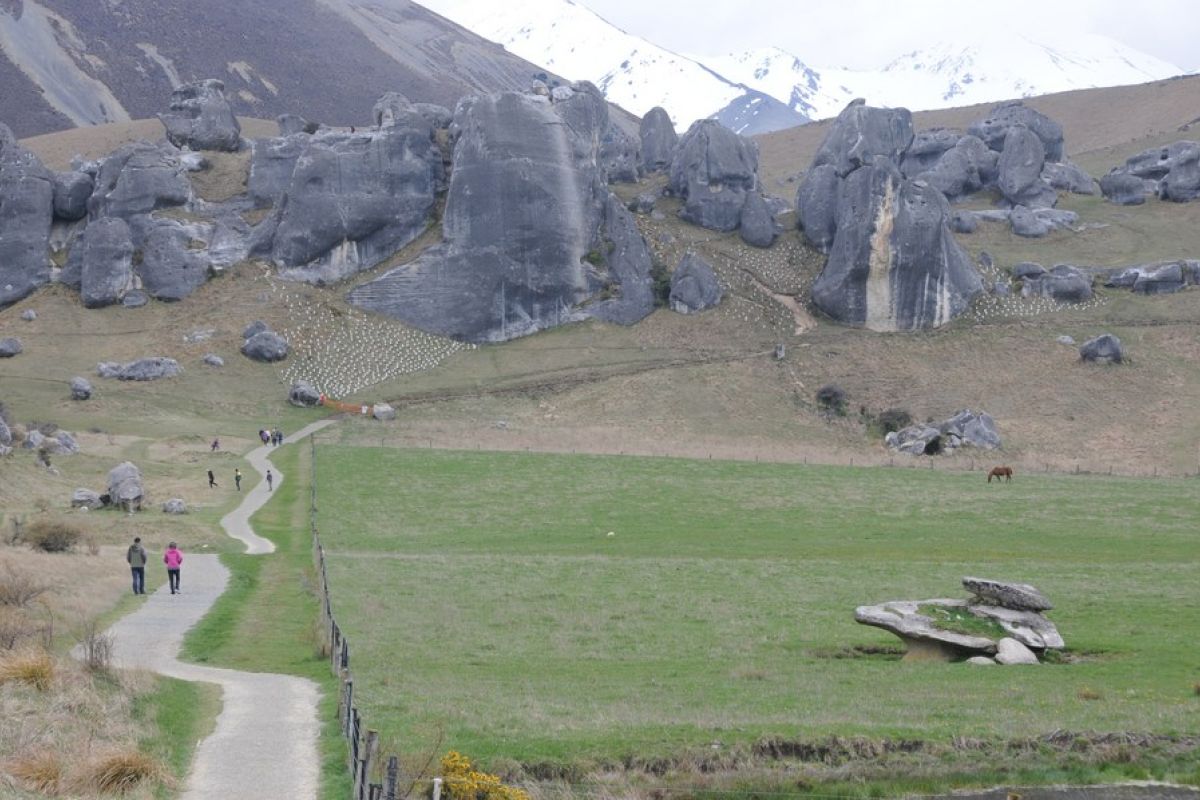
(1160, 144, 1200, 202)
(899, 128, 962, 176)
(949, 210, 978, 234)
(80, 217, 135, 308)
(162, 498, 188, 515)
(0, 123, 54, 308)
(916, 135, 997, 200)
(968, 101, 1064, 162)
(72, 488, 103, 510)
(137, 220, 213, 301)
(1012, 262, 1046, 280)
(739, 191, 778, 248)
(997, 126, 1056, 208)
(962, 577, 1053, 612)
(70, 377, 93, 400)
(86, 141, 191, 226)
(288, 380, 321, 407)
(107, 461, 144, 511)
(242, 320, 270, 340)
(372, 403, 396, 421)
(248, 132, 309, 207)
(639, 106, 678, 173)
(348, 91, 654, 342)
(1099, 168, 1150, 205)
(669, 253, 723, 314)
(1022, 265, 1093, 302)
(811, 158, 983, 331)
(600, 125, 641, 184)
(939, 409, 1001, 449)
(795, 163, 840, 252)
(1080, 333, 1124, 364)
(1041, 160, 1098, 194)
(812, 99, 913, 178)
(0, 338, 22, 357)
(52, 171, 94, 220)
(257, 117, 443, 284)
(158, 79, 241, 152)
(668, 120, 759, 232)
(1124, 140, 1200, 179)
(97, 357, 182, 381)
(995, 637, 1040, 665)
(885, 425, 944, 456)
(1105, 260, 1200, 294)
(241, 331, 289, 362)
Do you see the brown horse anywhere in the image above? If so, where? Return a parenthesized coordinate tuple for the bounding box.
(987, 466, 1013, 483)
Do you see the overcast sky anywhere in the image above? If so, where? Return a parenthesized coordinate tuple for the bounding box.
(573, 0, 1198, 71)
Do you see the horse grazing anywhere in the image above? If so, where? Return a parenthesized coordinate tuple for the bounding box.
(987, 466, 1013, 483)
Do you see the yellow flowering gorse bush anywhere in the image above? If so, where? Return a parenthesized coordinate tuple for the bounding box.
(439, 750, 529, 800)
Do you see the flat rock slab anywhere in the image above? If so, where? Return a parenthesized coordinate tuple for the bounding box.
(970, 604, 1064, 649)
(855, 599, 997, 660)
(963, 576, 1053, 611)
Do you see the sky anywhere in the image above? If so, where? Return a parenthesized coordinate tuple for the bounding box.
(564, 0, 1198, 71)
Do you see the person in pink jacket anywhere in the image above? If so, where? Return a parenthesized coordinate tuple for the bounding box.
(164, 542, 183, 594)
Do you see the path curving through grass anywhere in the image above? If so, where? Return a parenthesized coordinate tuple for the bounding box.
(103, 419, 335, 799)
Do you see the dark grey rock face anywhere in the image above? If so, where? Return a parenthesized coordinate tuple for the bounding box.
(940, 409, 1001, 449)
(348, 91, 653, 343)
(812, 157, 983, 331)
(916, 135, 997, 200)
(1080, 333, 1124, 363)
(1022, 265, 1093, 302)
(158, 79, 242, 152)
(0, 337, 22, 357)
(372, 91, 411, 127)
(1012, 262, 1046, 280)
(138, 220, 212, 301)
(248, 133, 308, 207)
(1103, 260, 1200, 294)
(80, 217, 135, 308)
(52, 171, 94, 220)
(669, 252, 723, 314)
(97, 357, 182, 380)
(107, 461, 144, 510)
(0, 123, 54, 308)
(739, 191, 778, 248)
(1161, 146, 1200, 202)
(1099, 168, 1149, 205)
(1041, 160, 1098, 194)
(88, 141, 192, 221)
(600, 125, 641, 184)
(289, 380, 322, 407)
(812, 99, 913, 178)
(997, 126, 1056, 208)
(949, 210, 978, 233)
(277, 114, 309, 136)
(259, 117, 443, 284)
(968, 101, 1064, 162)
(243, 320, 270, 340)
(796, 163, 840, 252)
(1125, 140, 1200, 179)
(70, 376, 93, 400)
(668, 120, 759, 232)
(900, 127, 962, 176)
(241, 331, 289, 362)
(639, 106, 678, 173)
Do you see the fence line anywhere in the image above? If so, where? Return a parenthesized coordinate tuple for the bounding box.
(310, 436, 403, 800)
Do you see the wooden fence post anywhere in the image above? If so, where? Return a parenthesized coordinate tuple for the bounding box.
(360, 730, 379, 800)
(384, 756, 399, 800)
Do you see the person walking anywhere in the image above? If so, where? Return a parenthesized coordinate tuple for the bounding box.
(164, 542, 183, 594)
(266, 469, 274, 491)
(211, 438, 219, 451)
(234, 468, 243, 491)
(126, 537, 147, 595)
(207, 469, 218, 488)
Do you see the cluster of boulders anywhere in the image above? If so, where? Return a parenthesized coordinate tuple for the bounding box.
(1010, 263, 1094, 303)
(1101, 140, 1200, 205)
(885, 409, 1000, 456)
(1099, 259, 1200, 295)
(72, 461, 144, 512)
(856, 577, 1064, 664)
(97, 357, 182, 381)
(0, 416, 78, 459)
(240, 320, 289, 362)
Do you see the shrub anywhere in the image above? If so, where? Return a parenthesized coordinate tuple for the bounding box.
(815, 384, 847, 416)
(0, 647, 55, 690)
(6, 749, 64, 794)
(875, 408, 913, 435)
(86, 749, 162, 794)
(26, 519, 81, 553)
(0, 562, 49, 607)
(650, 260, 671, 307)
(441, 750, 530, 800)
(0, 607, 40, 650)
(77, 620, 113, 673)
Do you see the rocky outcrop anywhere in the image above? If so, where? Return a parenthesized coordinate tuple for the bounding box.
(1099, 169, 1150, 205)
(107, 461, 144, 511)
(158, 79, 241, 152)
(739, 192, 778, 248)
(856, 577, 1063, 663)
(600, 125, 641, 184)
(0, 338, 22, 358)
(967, 101, 1064, 162)
(639, 106, 678, 173)
(248, 131, 309, 207)
(886, 409, 1000, 455)
(1042, 160, 1098, 195)
(1009, 206, 1078, 238)
(0, 123, 54, 308)
(669, 253, 723, 314)
(1102, 141, 1200, 204)
(347, 89, 654, 342)
(795, 164, 840, 253)
(70, 377, 93, 400)
(52, 170, 94, 221)
(1080, 333, 1124, 364)
(97, 357, 182, 381)
(241, 331, 289, 362)
(1102, 260, 1200, 294)
(914, 135, 997, 201)
(87, 141, 192, 223)
(997, 126, 1056, 208)
(72, 488, 103, 510)
(288, 380, 321, 407)
(1021, 265, 1093, 302)
(810, 157, 983, 331)
(79, 217, 135, 308)
(812, 99, 913, 177)
(899, 128, 962, 176)
(138, 219, 215, 301)
(668, 119, 760, 232)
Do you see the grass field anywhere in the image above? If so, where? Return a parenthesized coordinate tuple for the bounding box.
(313, 444, 1200, 793)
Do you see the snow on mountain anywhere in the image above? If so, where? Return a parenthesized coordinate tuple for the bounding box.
(418, 0, 1185, 132)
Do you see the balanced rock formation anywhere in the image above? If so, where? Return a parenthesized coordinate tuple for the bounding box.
(669, 253, 723, 314)
(639, 106, 678, 173)
(856, 577, 1063, 662)
(1080, 333, 1124, 364)
(107, 461, 144, 511)
(158, 79, 242, 152)
(0, 123, 54, 309)
(348, 87, 655, 342)
(668, 119, 760, 233)
(886, 409, 1000, 455)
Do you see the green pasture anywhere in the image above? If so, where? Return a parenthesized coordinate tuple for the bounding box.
(313, 445, 1200, 773)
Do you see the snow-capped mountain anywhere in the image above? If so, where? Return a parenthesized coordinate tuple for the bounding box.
(417, 0, 1185, 133)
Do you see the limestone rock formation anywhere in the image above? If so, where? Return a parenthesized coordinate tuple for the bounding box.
(899, 128, 962, 176)
(372, 403, 396, 421)
(739, 191, 779, 248)
(79, 217, 135, 308)
(914, 135, 997, 201)
(962, 577, 1053, 612)
(138, 219, 214, 300)
(1080, 333, 1124, 363)
(162, 499, 188, 514)
(995, 637, 1039, 665)
(1021, 265, 1093, 302)
(0, 338, 22, 357)
(243, 320, 270, 340)
(811, 99, 913, 178)
(968, 101, 1064, 162)
(886, 409, 1000, 455)
(668, 119, 760, 232)
(241, 331, 289, 362)
(1042, 160, 1098, 194)
(1103, 260, 1200, 294)
(0, 123, 54, 308)
(639, 106, 678, 173)
(158, 79, 242, 152)
(1099, 169, 1150, 205)
(70, 377, 93, 400)
(97, 357, 182, 381)
(107, 461, 144, 511)
(123, 290, 149, 308)
(72, 488, 103, 510)
(795, 164, 840, 253)
(248, 132, 309, 207)
(87, 141, 192, 222)
(348, 90, 655, 342)
(1009, 206, 1078, 238)
(52, 170, 94, 221)
(997, 126, 1056, 208)
(855, 600, 997, 661)
(601, 125, 641, 184)
(288, 380, 321, 407)
(669, 253, 723, 314)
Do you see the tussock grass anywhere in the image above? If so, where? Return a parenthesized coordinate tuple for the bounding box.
(0, 648, 55, 691)
(85, 748, 164, 794)
(5, 748, 64, 794)
(0, 562, 50, 608)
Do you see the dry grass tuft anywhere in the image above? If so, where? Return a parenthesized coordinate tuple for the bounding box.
(0, 561, 50, 607)
(0, 647, 55, 691)
(1077, 687, 1103, 701)
(5, 748, 64, 794)
(85, 748, 163, 794)
(0, 606, 49, 651)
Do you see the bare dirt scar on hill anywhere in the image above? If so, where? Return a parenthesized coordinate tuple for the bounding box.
(100, 419, 334, 800)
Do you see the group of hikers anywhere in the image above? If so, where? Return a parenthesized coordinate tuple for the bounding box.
(125, 537, 183, 595)
(207, 467, 266, 490)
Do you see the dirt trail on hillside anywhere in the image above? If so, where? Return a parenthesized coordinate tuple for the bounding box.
(102, 419, 335, 800)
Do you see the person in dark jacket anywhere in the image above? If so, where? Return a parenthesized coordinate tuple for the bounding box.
(126, 537, 147, 595)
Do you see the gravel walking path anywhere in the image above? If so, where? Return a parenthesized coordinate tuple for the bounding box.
(104, 419, 336, 799)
